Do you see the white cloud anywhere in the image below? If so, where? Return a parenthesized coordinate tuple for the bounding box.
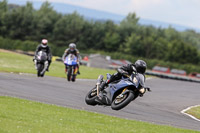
(129, 0, 200, 28)
(25, 0, 200, 28)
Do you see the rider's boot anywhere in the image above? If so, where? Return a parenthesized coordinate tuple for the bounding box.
(34, 60, 37, 70)
(77, 64, 80, 74)
(46, 60, 51, 72)
(46, 64, 49, 72)
(45, 62, 49, 72)
(99, 81, 106, 91)
(77, 70, 80, 75)
(99, 73, 118, 91)
(97, 81, 108, 99)
(99, 80, 109, 91)
(46, 67, 49, 72)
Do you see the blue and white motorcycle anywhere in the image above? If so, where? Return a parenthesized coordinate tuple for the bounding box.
(64, 54, 78, 82)
(85, 73, 150, 110)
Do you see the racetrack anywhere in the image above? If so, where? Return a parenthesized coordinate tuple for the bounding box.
(0, 72, 199, 131)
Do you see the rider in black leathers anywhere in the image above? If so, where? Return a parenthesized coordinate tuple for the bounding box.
(100, 60, 147, 95)
(62, 43, 80, 74)
(34, 39, 52, 71)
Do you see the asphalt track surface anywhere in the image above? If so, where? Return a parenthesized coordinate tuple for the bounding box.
(0, 72, 200, 131)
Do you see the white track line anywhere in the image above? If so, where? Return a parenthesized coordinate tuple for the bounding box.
(146, 77, 153, 80)
(181, 105, 200, 122)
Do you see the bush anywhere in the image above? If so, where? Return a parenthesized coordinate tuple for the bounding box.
(0, 36, 200, 74)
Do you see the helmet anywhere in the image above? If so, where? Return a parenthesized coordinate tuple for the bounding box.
(41, 39, 48, 47)
(135, 60, 147, 74)
(69, 43, 76, 51)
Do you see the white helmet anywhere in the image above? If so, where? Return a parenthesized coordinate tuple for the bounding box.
(41, 39, 48, 47)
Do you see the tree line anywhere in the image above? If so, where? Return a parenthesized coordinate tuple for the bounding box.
(0, 0, 200, 66)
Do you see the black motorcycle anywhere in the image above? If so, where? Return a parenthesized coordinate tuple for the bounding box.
(35, 51, 48, 77)
(85, 73, 150, 110)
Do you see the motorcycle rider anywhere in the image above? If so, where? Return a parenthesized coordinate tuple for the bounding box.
(34, 39, 52, 71)
(99, 60, 148, 96)
(62, 43, 80, 74)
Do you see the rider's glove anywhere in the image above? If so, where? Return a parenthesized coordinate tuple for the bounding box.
(145, 87, 151, 92)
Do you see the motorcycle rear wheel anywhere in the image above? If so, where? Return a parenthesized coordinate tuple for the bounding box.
(85, 87, 98, 106)
(111, 91, 134, 110)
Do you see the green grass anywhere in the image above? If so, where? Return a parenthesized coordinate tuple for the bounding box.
(186, 106, 200, 120)
(0, 96, 199, 133)
(0, 50, 115, 79)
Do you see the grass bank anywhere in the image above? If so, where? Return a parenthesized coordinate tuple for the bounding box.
(186, 106, 200, 120)
(0, 96, 199, 133)
(0, 49, 115, 79)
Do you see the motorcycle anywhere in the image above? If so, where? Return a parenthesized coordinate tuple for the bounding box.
(64, 54, 78, 82)
(85, 72, 151, 110)
(35, 51, 48, 77)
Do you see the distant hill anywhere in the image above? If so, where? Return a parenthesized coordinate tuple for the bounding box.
(7, 0, 200, 32)
(7, 4, 20, 10)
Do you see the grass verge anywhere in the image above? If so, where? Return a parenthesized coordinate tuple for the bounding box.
(0, 50, 115, 79)
(185, 106, 200, 120)
(0, 96, 199, 133)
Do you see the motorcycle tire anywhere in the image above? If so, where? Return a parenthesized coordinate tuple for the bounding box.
(111, 91, 134, 110)
(37, 63, 44, 77)
(71, 75, 76, 82)
(85, 87, 98, 106)
(40, 73, 44, 77)
(67, 67, 72, 81)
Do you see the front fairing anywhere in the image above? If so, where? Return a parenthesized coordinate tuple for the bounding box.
(107, 73, 145, 101)
(37, 51, 47, 62)
(64, 54, 77, 66)
(108, 79, 135, 100)
(111, 79, 135, 91)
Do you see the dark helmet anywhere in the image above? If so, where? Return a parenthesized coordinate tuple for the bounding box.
(69, 43, 76, 51)
(135, 60, 147, 74)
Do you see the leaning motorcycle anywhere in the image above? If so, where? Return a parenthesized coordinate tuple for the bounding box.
(35, 51, 48, 77)
(64, 54, 78, 82)
(85, 72, 150, 110)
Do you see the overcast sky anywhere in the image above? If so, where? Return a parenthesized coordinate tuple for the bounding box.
(12, 0, 200, 29)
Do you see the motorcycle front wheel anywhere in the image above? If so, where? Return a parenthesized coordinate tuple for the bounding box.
(85, 87, 98, 106)
(71, 74, 76, 82)
(37, 63, 44, 77)
(67, 67, 72, 81)
(111, 91, 134, 110)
